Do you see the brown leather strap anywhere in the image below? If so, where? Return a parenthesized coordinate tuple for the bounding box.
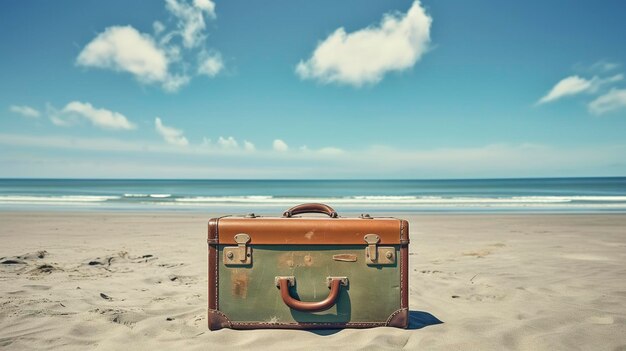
(283, 203, 338, 218)
(277, 278, 341, 312)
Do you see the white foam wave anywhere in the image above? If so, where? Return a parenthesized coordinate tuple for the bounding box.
(174, 195, 626, 205)
(0, 195, 118, 204)
(149, 194, 171, 198)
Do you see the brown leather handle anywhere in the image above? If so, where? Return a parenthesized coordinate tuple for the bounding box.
(283, 203, 338, 218)
(277, 278, 343, 312)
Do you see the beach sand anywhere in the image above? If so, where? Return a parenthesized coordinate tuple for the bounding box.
(1, 212, 625, 350)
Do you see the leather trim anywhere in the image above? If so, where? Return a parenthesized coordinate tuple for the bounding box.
(386, 308, 409, 328)
(400, 244, 409, 309)
(208, 218, 219, 314)
(208, 217, 219, 242)
(213, 217, 405, 245)
(208, 309, 232, 330)
(400, 219, 410, 244)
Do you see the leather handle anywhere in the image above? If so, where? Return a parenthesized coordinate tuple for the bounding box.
(277, 278, 344, 312)
(283, 203, 338, 218)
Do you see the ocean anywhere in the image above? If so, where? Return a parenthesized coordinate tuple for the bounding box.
(0, 177, 625, 213)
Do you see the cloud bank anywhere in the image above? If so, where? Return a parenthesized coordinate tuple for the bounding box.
(1, 133, 624, 178)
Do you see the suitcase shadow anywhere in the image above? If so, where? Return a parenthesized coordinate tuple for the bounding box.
(407, 310, 443, 330)
(308, 310, 443, 335)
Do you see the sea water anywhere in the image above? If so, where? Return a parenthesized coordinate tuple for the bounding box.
(0, 178, 625, 213)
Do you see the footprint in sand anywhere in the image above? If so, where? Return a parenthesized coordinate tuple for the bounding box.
(28, 264, 60, 275)
(1, 259, 26, 265)
(93, 308, 147, 327)
(17, 250, 48, 260)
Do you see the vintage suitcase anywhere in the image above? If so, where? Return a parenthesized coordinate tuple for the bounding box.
(207, 203, 410, 330)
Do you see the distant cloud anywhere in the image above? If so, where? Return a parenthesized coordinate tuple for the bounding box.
(200, 136, 256, 152)
(537, 74, 623, 104)
(153, 21, 166, 35)
(296, 1, 432, 87)
(588, 89, 626, 115)
(51, 101, 135, 130)
(9, 105, 40, 118)
(197, 51, 223, 77)
(77, 0, 221, 92)
(155, 117, 189, 146)
(591, 60, 620, 72)
(164, 0, 216, 48)
(273, 139, 289, 152)
(217, 136, 238, 149)
(243, 140, 256, 152)
(2, 133, 625, 178)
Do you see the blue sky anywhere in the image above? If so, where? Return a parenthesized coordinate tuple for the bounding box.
(1, 0, 625, 178)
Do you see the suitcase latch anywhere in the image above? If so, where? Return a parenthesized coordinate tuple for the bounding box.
(364, 234, 395, 265)
(223, 233, 252, 265)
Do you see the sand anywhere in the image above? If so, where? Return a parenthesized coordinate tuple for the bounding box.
(0, 212, 625, 350)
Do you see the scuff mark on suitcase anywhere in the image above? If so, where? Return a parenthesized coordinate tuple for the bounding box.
(232, 270, 249, 299)
(304, 254, 313, 266)
(304, 230, 315, 240)
(279, 252, 296, 267)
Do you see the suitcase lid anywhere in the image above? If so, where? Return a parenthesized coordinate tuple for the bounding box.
(208, 203, 409, 245)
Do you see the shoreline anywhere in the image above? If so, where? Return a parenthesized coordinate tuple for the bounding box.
(1, 212, 625, 350)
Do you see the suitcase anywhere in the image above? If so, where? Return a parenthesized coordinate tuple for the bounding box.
(207, 203, 410, 330)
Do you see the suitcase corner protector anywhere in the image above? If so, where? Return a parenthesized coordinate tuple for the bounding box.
(386, 308, 409, 328)
(208, 309, 232, 330)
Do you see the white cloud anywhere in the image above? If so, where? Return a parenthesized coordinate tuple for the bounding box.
(537, 74, 623, 104)
(153, 21, 166, 35)
(9, 105, 40, 118)
(243, 140, 256, 152)
(200, 136, 255, 152)
(537, 76, 592, 104)
(317, 147, 345, 156)
(165, 0, 216, 48)
(296, 1, 432, 87)
(77, 26, 170, 84)
(273, 139, 289, 152)
(217, 136, 238, 149)
(161, 74, 191, 92)
(51, 101, 135, 130)
(198, 52, 223, 77)
(155, 117, 189, 146)
(77, 1, 222, 92)
(591, 60, 620, 72)
(588, 89, 626, 115)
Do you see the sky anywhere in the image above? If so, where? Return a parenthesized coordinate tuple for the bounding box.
(1, 0, 626, 179)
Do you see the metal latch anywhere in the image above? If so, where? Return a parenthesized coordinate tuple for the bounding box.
(223, 233, 252, 265)
(364, 234, 395, 265)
